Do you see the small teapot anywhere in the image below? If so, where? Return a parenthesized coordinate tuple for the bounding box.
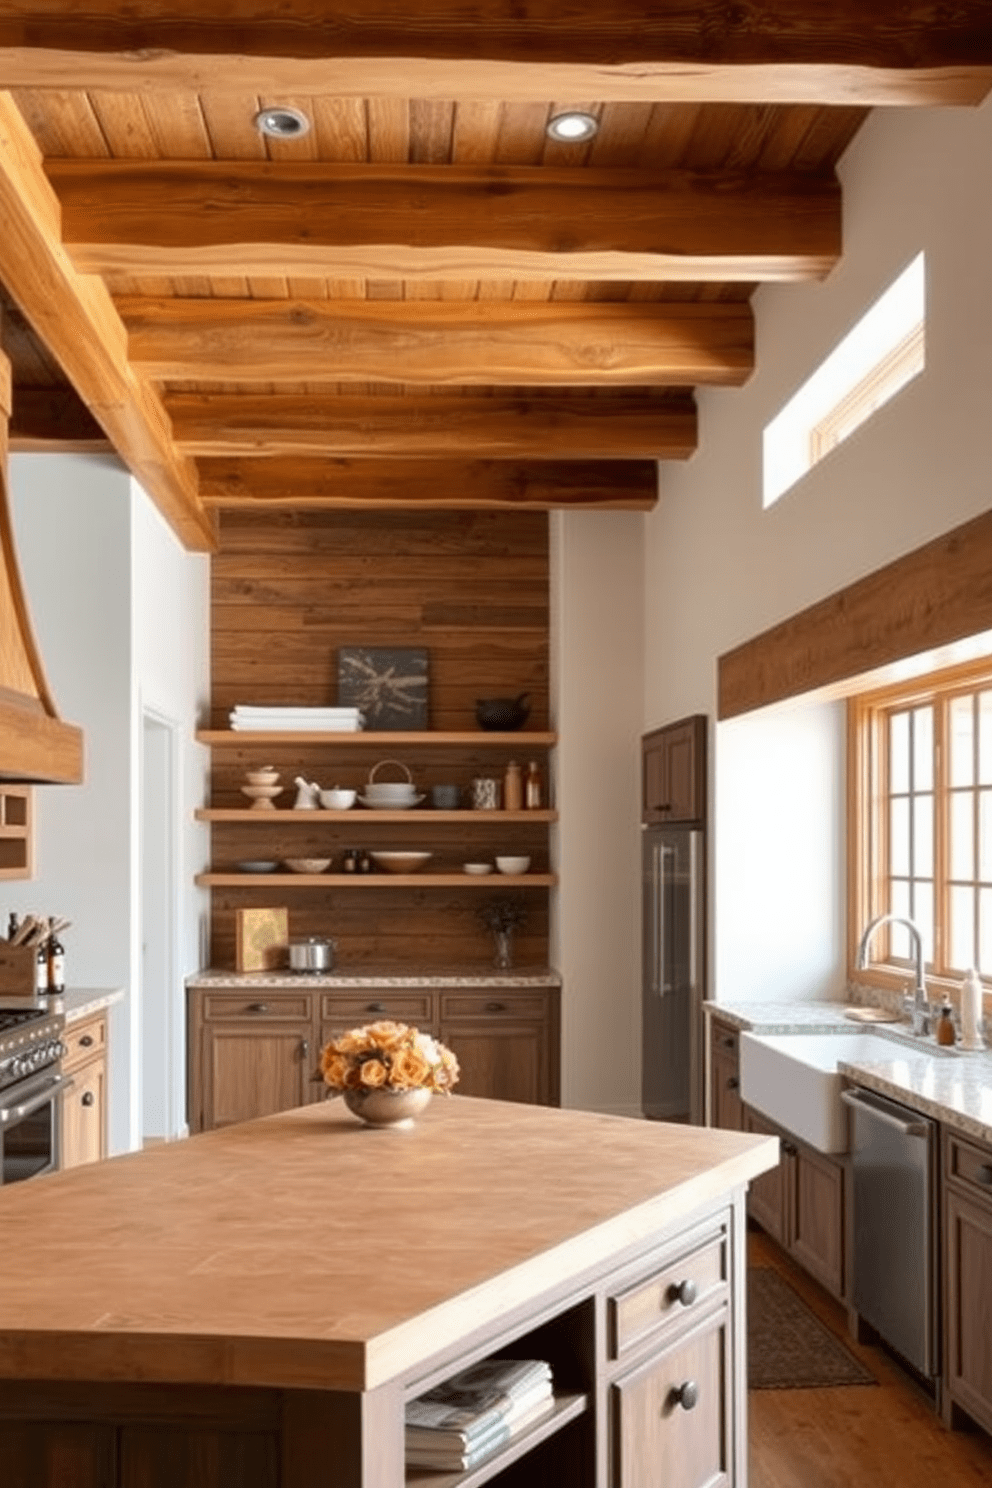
(293, 776, 321, 810)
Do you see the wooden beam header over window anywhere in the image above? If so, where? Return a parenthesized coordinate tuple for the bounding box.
(717, 507, 992, 720)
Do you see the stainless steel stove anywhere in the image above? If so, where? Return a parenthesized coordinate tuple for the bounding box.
(0, 1005, 66, 1183)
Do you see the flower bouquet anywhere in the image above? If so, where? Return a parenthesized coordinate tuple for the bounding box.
(320, 1020, 459, 1127)
(477, 896, 527, 969)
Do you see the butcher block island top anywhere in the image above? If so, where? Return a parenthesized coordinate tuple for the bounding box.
(0, 1097, 776, 1488)
(0, 1097, 771, 1389)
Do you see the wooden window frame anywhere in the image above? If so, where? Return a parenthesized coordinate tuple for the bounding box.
(848, 655, 992, 1000)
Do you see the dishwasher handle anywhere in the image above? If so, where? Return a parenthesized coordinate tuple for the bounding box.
(840, 1087, 932, 1139)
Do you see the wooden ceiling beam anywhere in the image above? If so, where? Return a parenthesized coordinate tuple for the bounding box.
(0, 4, 988, 105)
(121, 299, 754, 388)
(0, 94, 214, 551)
(51, 161, 841, 284)
(165, 391, 697, 461)
(198, 457, 658, 510)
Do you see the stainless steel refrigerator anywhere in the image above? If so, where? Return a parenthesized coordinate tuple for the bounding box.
(642, 825, 706, 1123)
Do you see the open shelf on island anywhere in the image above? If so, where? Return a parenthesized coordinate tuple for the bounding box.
(405, 1391, 587, 1488)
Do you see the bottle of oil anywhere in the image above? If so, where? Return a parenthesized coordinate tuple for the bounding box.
(524, 761, 542, 810)
(503, 761, 523, 812)
(936, 1002, 956, 1046)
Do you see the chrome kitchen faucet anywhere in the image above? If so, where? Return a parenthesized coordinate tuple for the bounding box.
(855, 913, 931, 1037)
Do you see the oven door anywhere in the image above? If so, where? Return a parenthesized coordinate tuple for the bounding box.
(0, 1070, 67, 1184)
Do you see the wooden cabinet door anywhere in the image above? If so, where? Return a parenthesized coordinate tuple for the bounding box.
(611, 1305, 731, 1488)
(0, 1422, 115, 1487)
(945, 1187, 992, 1433)
(642, 716, 706, 825)
(62, 1058, 107, 1170)
(439, 1018, 549, 1105)
(710, 1048, 743, 1132)
(201, 1024, 314, 1130)
(743, 1108, 786, 1246)
(786, 1142, 845, 1300)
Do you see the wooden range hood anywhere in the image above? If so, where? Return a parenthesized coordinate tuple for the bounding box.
(0, 345, 82, 784)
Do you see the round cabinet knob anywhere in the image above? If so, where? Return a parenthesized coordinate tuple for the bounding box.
(673, 1380, 699, 1412)
(727, 1076, 740, 1091)
(81, 1092, 94, 1107)
(675, 1278, 698, 1307)
(366, 1002, 386, 1013)
(79, 1034, 94, 1047)
(246, 1003, 269, 1014)
(485, 1001, 508, 1013)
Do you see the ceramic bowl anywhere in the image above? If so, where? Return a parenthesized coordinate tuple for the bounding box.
(244, 767, 280, 787)
(363, 784, 418, 801)
(496, 855, 531, 875)
(462, 862, 494, 875)
(320, 787, 357, 810)
(370, 851, 433, 874)
(357, 794, 425, 810)
(235, 860, 279, 874)
(283, 857, 332, 874)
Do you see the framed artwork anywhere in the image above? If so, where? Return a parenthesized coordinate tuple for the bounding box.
(337, 647, 429, 730)
(235, 907, 289, 972)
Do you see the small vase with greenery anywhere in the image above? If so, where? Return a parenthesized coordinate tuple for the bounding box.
(477, 896, 528, 969)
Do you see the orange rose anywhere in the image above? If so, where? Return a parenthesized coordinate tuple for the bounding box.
(334, 1028, 373, 1057)
(367, 1020, 413, 1052)
(358, 1056, 388, 1087)
(320, 1050, 352, 1089)
(389, 1045, 431, 1088)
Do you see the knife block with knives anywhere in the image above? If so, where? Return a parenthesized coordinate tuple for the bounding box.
(0, 943, 41, 1003)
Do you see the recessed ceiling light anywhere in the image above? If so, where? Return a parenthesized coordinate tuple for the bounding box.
(546, 111, 599, 143)
(254, 107, 311, 140)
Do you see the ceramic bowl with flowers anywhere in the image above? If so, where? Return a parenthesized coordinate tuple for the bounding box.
(319, 1020, 459, 1127)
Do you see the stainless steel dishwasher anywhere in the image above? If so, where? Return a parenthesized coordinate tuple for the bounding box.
(841, 1085, 939, 1380)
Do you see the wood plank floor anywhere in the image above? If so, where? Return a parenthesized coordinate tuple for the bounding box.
(748, 1229, 992, 1487)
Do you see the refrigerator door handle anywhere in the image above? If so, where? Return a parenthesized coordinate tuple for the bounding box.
(688, 831, 700, 994)
(657, 843, 673, 995)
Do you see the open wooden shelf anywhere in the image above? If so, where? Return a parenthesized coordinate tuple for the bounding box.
(405, 1392, 587, 1488)
(196, 873, 556, 889)
(196, 808, 557, 824)
(197, 730, 557, 748)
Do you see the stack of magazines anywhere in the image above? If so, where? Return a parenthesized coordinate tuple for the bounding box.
(405, 1357, 554, 1472)
(228, 704, 365, 732)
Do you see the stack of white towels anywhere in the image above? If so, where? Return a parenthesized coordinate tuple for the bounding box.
(229, 705, 365, 732)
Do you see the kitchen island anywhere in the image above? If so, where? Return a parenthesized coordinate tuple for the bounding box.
(0, 1094, 776, 1488)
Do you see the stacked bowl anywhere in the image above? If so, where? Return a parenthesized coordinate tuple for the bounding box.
(359, 760, 422, 810)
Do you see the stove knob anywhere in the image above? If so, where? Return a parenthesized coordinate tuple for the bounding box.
(11, 1055, 27, 1079)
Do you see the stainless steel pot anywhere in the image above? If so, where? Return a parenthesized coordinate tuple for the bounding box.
(287, 937, 336, 972)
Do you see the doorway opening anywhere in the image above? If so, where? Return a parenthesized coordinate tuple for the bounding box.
(141, 709, 180, 1144)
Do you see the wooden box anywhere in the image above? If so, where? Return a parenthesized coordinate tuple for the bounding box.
(0, 943, 40, 1001)
(235, 907, 289, 972)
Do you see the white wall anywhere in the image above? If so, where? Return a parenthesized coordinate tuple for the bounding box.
(8, 454, 133, 1147)
(130, 489, 210, 1140)
(6, 456, 210, 1151)
(643, 97, 992, 1006)
(552, 510, 644, 1113)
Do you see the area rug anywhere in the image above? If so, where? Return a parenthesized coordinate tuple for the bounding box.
(748, 1267, 876, 1390)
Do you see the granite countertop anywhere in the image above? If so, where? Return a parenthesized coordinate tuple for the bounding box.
(57, 987, 125, 1024)
(706, 997, 992, 1148)
(188, 966, 562, 990)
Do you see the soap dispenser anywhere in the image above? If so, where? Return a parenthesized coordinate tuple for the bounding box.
(960, 967, 986, 1051)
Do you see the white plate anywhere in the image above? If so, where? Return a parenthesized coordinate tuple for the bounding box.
(358, 794, 425, 810)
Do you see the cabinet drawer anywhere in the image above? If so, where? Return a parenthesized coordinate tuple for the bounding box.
(202, 992, 312, 1022)
(320, 993, 433, 1025)
(609, 1229, 728, 1360)
(63, 1013, 107, 1073)
(439, 992, 548, 1020)
(946, 1131, 992, 1206)
(709, 1021, 738, 1059)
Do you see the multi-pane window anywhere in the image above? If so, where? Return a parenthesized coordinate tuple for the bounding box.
(852, 666, 992, 987)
